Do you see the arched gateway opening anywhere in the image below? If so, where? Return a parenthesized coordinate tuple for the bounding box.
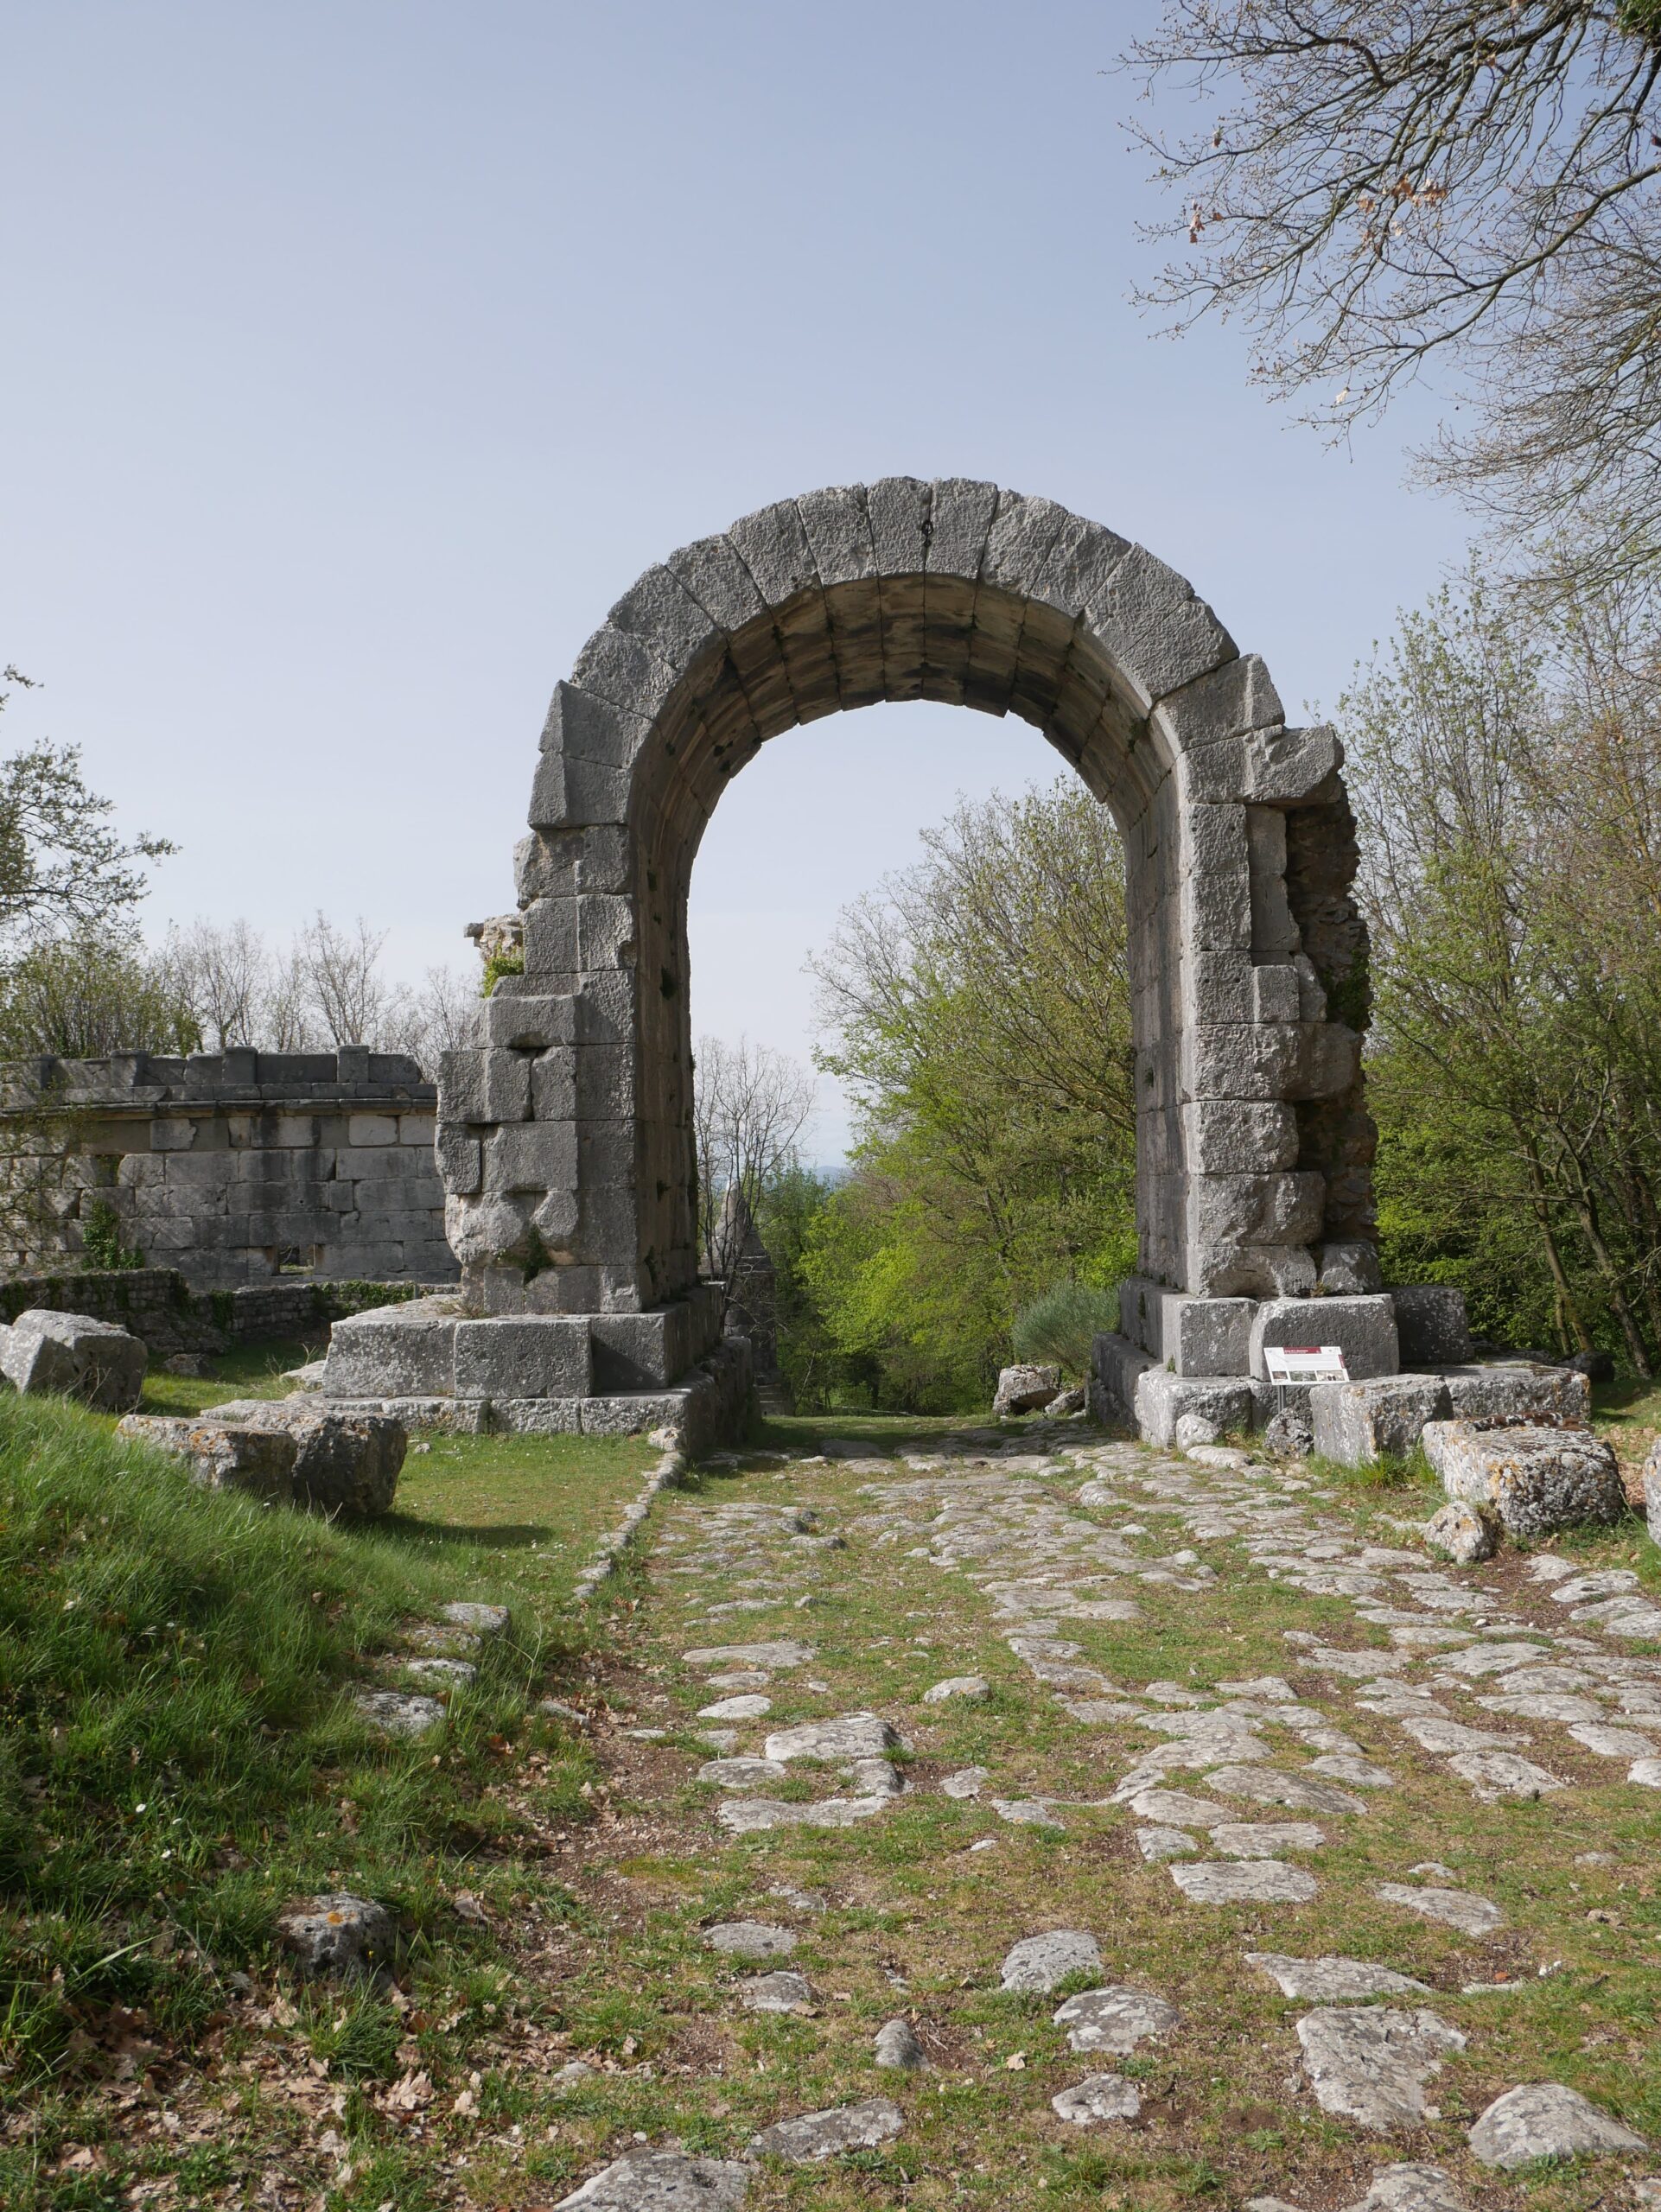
(323, 480, 1391, 1438)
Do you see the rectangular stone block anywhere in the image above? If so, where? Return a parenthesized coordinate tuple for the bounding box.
(590, 1304, 692, 1389)
(1309, 1375, 1452, 1466)
(531, 1048, 576, 1122)
(526, 750, 630, 832)
(454, 1316, 592, 1398)
(580, 1391, 690, 1436)
(1163, 1294, 1255, 1377)
(522, 898, 579, 973)
(398, 1114, 436, 1147)
(321, 1302, 460, 1395)
(484, 991, 576, 1052)
(1190, 1171, 1325, 1248)
(1441, 1362, 1588, 1425)
(1391, 1285, 1473, 1366)
(576, 894, 637, 970)
(347, 1113, 398, 1146)
(1184, 1024, 1299, 1102)
(1190, 951, 1253, 1024)
(1251, 965, 1301, 1023)
(1183, 1101, 1301, 1175)
(484, 1121, 577, 1195)
(1134, 1365, 1257, 1448)
(1181, 869, 1252, 951)
(487, 1398, 585, 1433)
(440, 1048, 532, 1125)
(273, 1115, 316, 1148)
(1250, 1294, 1399, 1382)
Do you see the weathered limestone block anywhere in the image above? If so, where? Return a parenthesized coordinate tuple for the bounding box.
(1441, 1362, 1588, 1426)
(484, 1121, 578, 1197)
(1309, 1376, 1451, 1467)
(1118, 1282, 1254, 1376)
(1250, 1296, 1399, 1382)
(322, 1299, 461, 1397)
(1135, 1367, 1256, 1449)
(1390, 1287, 1473, 1367)
(454, 1317, 591, 1399)
(277, 1894, 398, 1980)
(118, 1412, 296, 1504)
(0, 1308, 147, 1412)
(994, 1364, 1062, 1415)
(482, 991, 576, 1052)
(199, 1398, 404, 1518)
(1184, 1102, 1301, 1175)
(439, 1048, 531, 1125)
(1432, 1422, 1626, 1537)
(1315, 1243, 1384, 1295)
(1190, 1173, 1326, 1248)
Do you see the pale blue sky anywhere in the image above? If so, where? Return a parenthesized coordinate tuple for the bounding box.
(3, 2, 1471, 1154)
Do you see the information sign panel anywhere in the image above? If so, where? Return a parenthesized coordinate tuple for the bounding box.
(1263, 1345, 1349, 1385)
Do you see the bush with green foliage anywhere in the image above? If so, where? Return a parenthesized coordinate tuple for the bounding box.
(78, 1196, 144, 1271)
(1011, 1281, 1120, 1378)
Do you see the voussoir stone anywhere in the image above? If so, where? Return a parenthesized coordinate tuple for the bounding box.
(1053, 1986, 1179, 2054)
(554, 2145, 752, 2207)
(748, 2098, 903, 2161)
(1296, 2007, 1465, 2132)
(1467, 2082, 1646, 2169)
(1000, 1929, 1103, 1992)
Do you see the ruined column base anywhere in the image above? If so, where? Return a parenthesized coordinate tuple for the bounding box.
(1095, 1280, 1586, 1459)
(314, 1285, 751, 1452)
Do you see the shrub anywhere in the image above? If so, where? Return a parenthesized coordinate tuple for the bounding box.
(1010, 1281, 1120, 1378)
(79, 1197, 145, 1271)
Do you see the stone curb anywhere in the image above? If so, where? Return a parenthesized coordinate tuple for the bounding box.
(570, 1440, 688, 1601)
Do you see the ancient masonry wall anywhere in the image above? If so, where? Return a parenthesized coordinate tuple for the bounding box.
(0, 1048, 457, 1289)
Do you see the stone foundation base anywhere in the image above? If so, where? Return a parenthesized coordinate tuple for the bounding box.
(1094, 1284, 1588, 1460)
(315, 1288, 750, 1454)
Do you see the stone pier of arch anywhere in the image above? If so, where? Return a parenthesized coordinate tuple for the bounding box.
(316, 478, 1466, 1445)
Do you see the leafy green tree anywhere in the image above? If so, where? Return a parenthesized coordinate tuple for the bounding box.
(800, 779, 1137, 1410)
(0, 669, 175, 944)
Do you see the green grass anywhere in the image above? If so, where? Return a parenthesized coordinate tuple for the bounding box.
(0, 1386, 659, 2210)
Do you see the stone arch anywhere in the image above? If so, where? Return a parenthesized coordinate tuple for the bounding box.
(436, 479, 1375, 1345)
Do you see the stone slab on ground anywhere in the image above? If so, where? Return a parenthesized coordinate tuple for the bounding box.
(1467, 2082, 1646, 2169)
(1375, 1885, 1503, 1936)
(1000, 1930, 1103, 1992)
(748, 2099, 903, 2161)
(555, 2147, 752, 2207)
(276, 1893, 396, 1979)
(1053, 1986, 1179, 2053)
(1052, 2073, 1141, 2124)
(1169, 1860, 1317, 1904)
(736, 1972, 812, 2013)
(702, 1922, 795, 1959)
(763, 1713, 901, 1763)
(1295, 2006, 1465, 2131)
(1246, 1955, 1429, 2000)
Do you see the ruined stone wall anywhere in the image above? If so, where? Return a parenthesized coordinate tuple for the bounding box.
(0, 1048, 457, 1289)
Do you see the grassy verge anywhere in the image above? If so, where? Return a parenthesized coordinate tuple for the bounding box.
(0, 1390, 658, 2211)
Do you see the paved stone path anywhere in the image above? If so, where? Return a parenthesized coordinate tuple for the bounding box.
(550, 1423, 1659, 2209)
